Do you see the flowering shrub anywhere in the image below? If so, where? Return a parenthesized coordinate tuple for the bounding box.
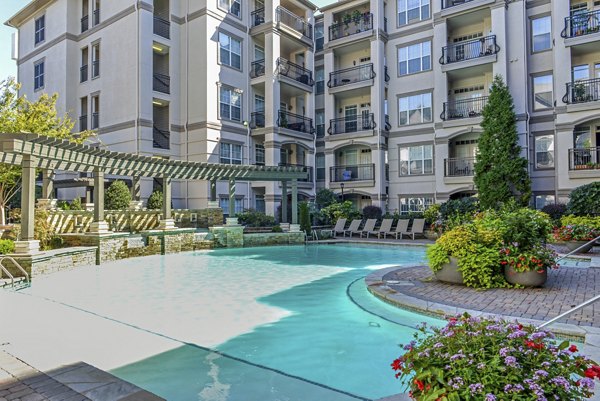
(500, 244, 559, 273)
(392, 314, 599, 400)
(553, 224, 600, 242)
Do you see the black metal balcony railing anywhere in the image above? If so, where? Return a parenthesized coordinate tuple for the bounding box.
(280, 163, 313, 182)
(91, 60, 100, 78)
(250, 59, 265, 78)
(81, 15, 89, 33)
(153, 126, 170, 150)
(385, 114, 391, 131)
(442, 0, 476, 9)
(91, 112, 99, 130)
(251, 8, 265, 27)
(569, 147, 600, 170)
(251, 112, 265, 128)
(328, 114, 376, 135)
(384, 66, 390, 82)
(153, 73, 170, 94)
(562, 78, 600, 104)
(440, 35, 499, 65)
(441, 96, 489, 120)
(561, 9, 600, 38)
(276, 6, 313, 39)
(444, 157, 476, 177)
(330, 164, 375, 182)
(327, 63, 376, 88)
(79, 115, 87, 132)
(277, 110, 314, 134)
(329, 12, 373, 41)
(277, 58, 314, 86)
(92, 9, 100, 26)
(80, 65, 88, 83)
(153, 16, 171, 39)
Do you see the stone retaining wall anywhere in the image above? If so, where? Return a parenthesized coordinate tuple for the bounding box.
(243, 232, 305, 247)
(2, 247, 97, 278)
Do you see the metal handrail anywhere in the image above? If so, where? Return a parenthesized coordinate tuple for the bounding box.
(0, 263, 14, 287)
(555, 234, 600, 263)
(0, 256, 30, 287)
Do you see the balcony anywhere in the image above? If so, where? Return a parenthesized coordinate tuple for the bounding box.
(440, 35, 499, 65)
(153, 73, 170, 94)
(251, 8, 265, 27)
(327, 64, 375, 88)
(562, 78, 600, 104)
(80, 65, 88, 83)
(79, 115, 87, 131)
(277, 110, 314, 134)
(444, 157, 475, 177)
(442, 0, 476, 8)
(441, 96, 488, 120)
(328, 114, 376, 135)
(91, 112, 99, 130)
(81, 15, 89, 33)
(280, 163, 313, 182)
(154, 16, 170, 39)
(329, 13, 373, 42)
(277, 58, 314, 86)
(251, 112, 265, 128)
(569, 148, 600, 170)
(153, 126, 170, 150)
(330, 164, 374, 182)
(276, 6, 312, 39)
(250, 60, 265, 78)
(561, 10, 600, 39)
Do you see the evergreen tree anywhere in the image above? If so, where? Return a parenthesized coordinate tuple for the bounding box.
(474, 75, 531, 209)
(104, 180, 131, 210)
(147, 190, 163, 210)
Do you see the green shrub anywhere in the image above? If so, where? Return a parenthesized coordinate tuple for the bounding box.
(439, 197, 479, 230)
(560, 215, 600, 231)
(57, 200, 70, 210)
(70, 198, 83, 210)
(568, 182, 600, 216)
(236, 209, 276, 227)
(362, 205, 382, 220)
(0, 239, 15, 254)
(271, 225, 283, 233)
(34, 210, 61, 251)
(315, 189, 338, 208)
(105, 180, 131, 210)
(499, 207, 553, 249)
(147, 191, 163, 210)
(320, 201, 361, 224)
(542, 203, 567, 226)
(299, 202, 311, 234)
(423, 203, 440, 225)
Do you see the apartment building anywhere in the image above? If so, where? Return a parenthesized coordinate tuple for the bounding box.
(7, 0, 317, 216)
(7, 0, 600, 216)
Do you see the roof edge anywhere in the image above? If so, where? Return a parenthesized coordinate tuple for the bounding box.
(5, 0, 56, 28)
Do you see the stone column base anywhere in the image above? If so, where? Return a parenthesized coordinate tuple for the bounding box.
(84, 203, 94, 212)
(36, 199, 57, 210)
(226, 217, 239, 226)
(289, 224, 301, 232)
(158, 219, 177, 230)
(89, 221, 111, 234)
(207, 201, 220, 208)
(14, 240, 40, 255)
(129, 201, 144, 211)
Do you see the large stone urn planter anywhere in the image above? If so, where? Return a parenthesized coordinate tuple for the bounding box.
(504, 265, 547, 287)
(434, 256, 464, 285)
(564, 240, 594, 254)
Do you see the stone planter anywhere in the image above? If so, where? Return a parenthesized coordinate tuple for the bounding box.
(564, 240, 594, 254)
(504, 265, 547, 287)
(424, 231, 439, 240)
(434, 256, 464, 285)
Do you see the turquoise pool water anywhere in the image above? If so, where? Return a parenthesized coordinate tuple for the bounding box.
(25, 244, 441, 400)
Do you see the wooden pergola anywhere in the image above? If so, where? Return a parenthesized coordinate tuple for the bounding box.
(0, 133, 308, 254)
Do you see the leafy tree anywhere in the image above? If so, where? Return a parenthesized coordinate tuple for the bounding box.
(474, 75, 531, 209)
(104, 180, 131, 210)
(0, 78, 92, 225)
(315, 188, 338, 208)
(567, 182, 600, 216)
(299, 201, 311, 234)
(147, 190, 163, 210)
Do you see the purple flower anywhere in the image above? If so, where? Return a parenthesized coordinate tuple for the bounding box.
(477, 362, 486, 369)
(530, 332, 547, 340)
(485, 394, 496, 401)
(449, 376, 464, 389)
(469, 383, 484, 394)
(579, 377, 595, 390)
(550, 376, 570, 391)
(433, 342, 444, 349)
(534, 369, 549, 378)
(403, 340, 416, 351)
(508, 330, 527, 339)
(504, 356, 518, 367)
(499, 347, 511, 357)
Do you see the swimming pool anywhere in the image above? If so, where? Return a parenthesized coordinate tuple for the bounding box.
(12, 244, 441, 401)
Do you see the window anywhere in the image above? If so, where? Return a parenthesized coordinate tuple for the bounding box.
(91, 95, 100, 129)
(80, 47, 88, 82)
(220, 197, 244, 215)
(532, 16, 551, 52)
(255, 195, 265, 213)
(315, 23, 324, 51)
(255, 143, 265, 165)
(34, 61, 44, 90)
(535, 134, 554, 169)
(315, 109, 325, 138)
(316, 67, 324, 95)
(398, 0, 429, 26)
(535, 194, 555, 210)
(399, 144, 433, 175)
(399, 93, 432, 125)
(218, 0, 241, 18)
(572, 64, 590, 81)
(220, 142, 242, 164)
(80, 97, 88, 131)
(92, 0, 100, 26)
(92, 43, 100, 78)
(398, 41, 431, 75)
(219, 32, 242, 69)
(316, 154, 325, 181)
(34, 15, 45, 45)
(533, 74, 553, 110)
(219, 86, 242, 122)
(399, 196, 434, 214)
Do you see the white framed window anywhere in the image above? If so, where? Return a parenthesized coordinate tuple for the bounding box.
(535, 194, 555, 210)
(316, 153, 325, 181)
(219, 32, 242, 69)
(219, 197, 244, 215)
(255, 143, 265, 165)
(398, 41, 431, 75)
(535, 134, 554, 169)
(398, 0, 429, 26)
(91, 94, 100, 129)
(34, 61, 44, 90)
(219, 86, 242, 122)
(399, 93, 432, 125)
(399, 144, 433, 175)
(316, 66, 324, 95)
(218, 0, 241, 18)
(92, 43, 100, 78)
(533, 74, 553, 110)
(34, 15, 45, 45)
(532, 16, 551, 52)
(399, 196, 434, 214)
(220, 142, 242, 165)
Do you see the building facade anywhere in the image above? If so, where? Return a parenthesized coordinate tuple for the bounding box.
(7, 0, 600, 215)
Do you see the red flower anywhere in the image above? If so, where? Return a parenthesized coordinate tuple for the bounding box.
(569, 345, 578, 353)
(584, 365, 600, 379)
(391, 359, 402, 371)
(414, 379, 425, 391)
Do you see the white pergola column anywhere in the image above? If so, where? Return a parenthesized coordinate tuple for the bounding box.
(226, 178, 238, 225)
(89, 168, 110, 234)
(15, 155, 40, 254)
(129, 176, 143, 210)
(37, 169, 57, 210)
(159, 176, 176, 229)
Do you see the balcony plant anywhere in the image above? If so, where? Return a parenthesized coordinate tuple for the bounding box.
(351, 10, 361, 23)
(392, 314, 600, 401)
(343, 13, 352, 27)
(553, 224, 599, 253)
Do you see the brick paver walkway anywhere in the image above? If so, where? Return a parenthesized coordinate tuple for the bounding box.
(379, 266, 600, 327)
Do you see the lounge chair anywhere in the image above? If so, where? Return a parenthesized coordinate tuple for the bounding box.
(367, 218, 393, 238)
(358, 219, 377, 238)
(321, 218, 347, 238)
(342, 219, 362, 237)
(404, 218, 425, 240)
(392, 219, 410, 239)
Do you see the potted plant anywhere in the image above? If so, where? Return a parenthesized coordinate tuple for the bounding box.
(351, 10, 361, 23)
(500, 243, 558, 287)
(392, 314, 600, 400)
(553, 224, 599, 253)
(573, 82, 586, 102)
(343, 13, 352, 28)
